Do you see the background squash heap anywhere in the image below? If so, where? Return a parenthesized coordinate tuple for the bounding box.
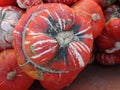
(1, 0, 120, 90)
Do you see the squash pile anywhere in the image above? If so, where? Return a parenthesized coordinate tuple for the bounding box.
(0, 0, 120, 89)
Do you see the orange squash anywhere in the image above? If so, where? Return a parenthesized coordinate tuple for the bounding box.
(13, 3, 93, 89)
(72, 0, 105, 38)
(0, 49, 34, 90)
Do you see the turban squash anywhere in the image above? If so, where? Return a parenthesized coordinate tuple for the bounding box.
(13, 3, 93, 89)
(0, 6, 24, 51)
(96, 5, 120, 65)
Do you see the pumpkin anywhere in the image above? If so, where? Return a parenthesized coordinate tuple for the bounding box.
(96, 18, 120, 55)
(96, 5, 120, 55)
(13, 3, 93, 89)
(0, 6, 24, 51)
(0, 0, 16, 6)
(71, 0, 105, 38)
(95, 5, 120, 65)
(0, 49, 34, 90)
(17, 0, 43, 9)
